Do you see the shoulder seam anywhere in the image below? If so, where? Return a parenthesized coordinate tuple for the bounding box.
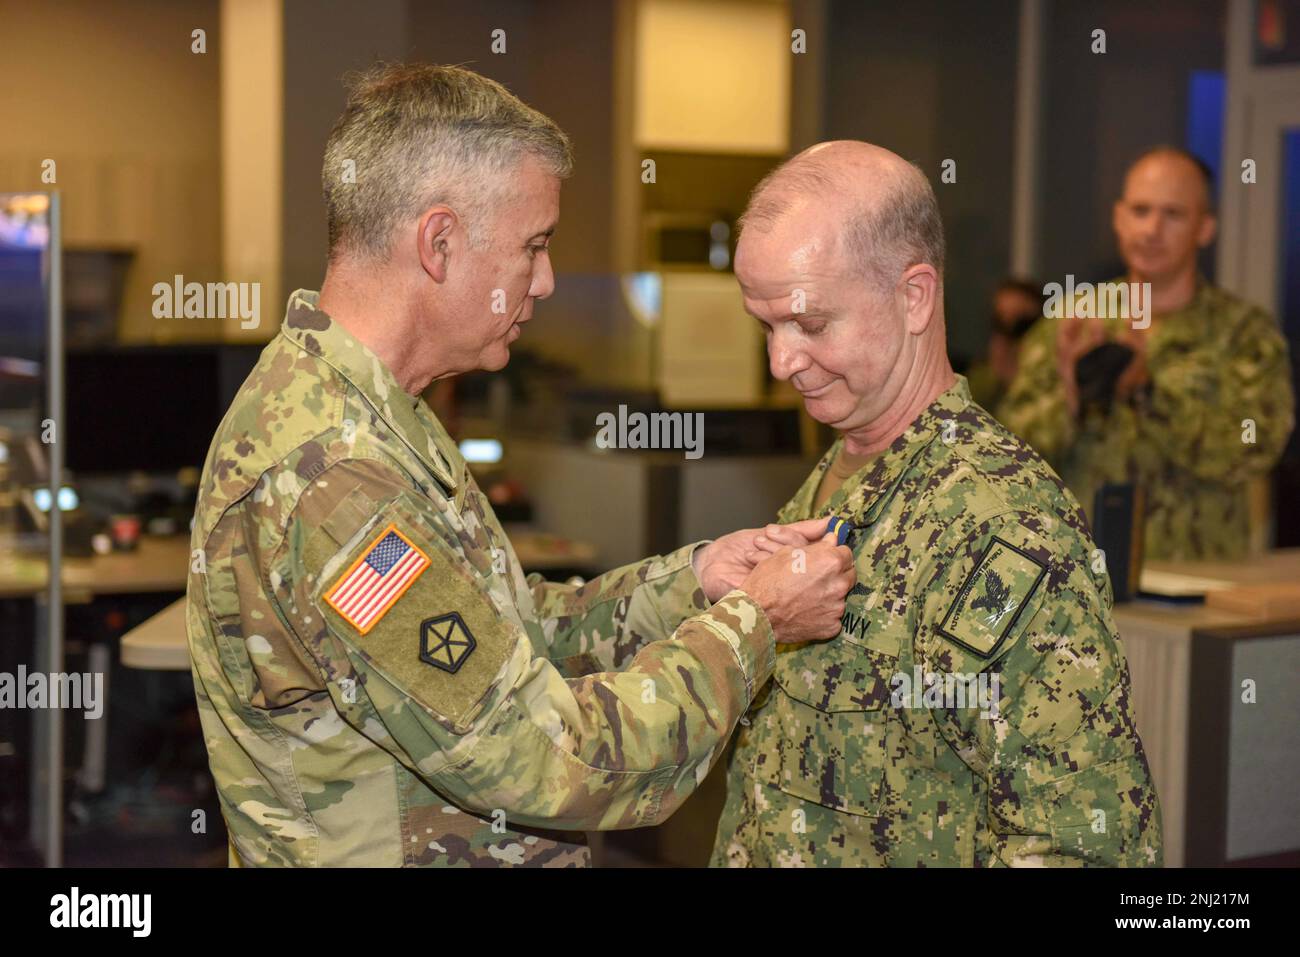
(194, 364, 349, 550)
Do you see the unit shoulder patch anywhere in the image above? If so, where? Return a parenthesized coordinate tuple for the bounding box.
(311, 494, 517, 729)
(420, 612, 477, 673)
(937, 535, 1046, 658)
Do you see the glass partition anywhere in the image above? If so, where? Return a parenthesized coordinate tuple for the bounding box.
(0, 191, 64, 865)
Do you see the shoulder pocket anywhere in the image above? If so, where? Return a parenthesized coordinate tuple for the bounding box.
(307, 492, 515, 732)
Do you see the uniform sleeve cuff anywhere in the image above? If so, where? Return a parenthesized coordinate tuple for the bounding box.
(694, 589, 775, 699)
(648, 540, 711, 583)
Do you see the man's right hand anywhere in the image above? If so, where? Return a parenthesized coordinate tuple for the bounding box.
(739, 533, 855, 644)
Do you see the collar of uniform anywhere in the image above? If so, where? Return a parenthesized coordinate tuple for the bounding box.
(1157, 274, 1214, 341)
(824, 375, 973, 526)
(279, 289, 459, 494)
(1102, 274, 1213, 350)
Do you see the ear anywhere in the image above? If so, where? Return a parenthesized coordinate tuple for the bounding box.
(899, 263, 939, 334)
(1196, 211, 1218, 249)
(417, 207, 459, 283)
(1111, 199, 1124, 236)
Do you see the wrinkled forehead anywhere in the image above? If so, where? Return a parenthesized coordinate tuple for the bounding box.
(499, 156, 561, 220)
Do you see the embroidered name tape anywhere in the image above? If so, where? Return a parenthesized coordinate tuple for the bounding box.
(324, 523, 430, 634)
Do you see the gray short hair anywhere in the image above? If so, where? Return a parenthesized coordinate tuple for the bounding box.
(322, 63, 574, 260)
(741, 156, 945, 293)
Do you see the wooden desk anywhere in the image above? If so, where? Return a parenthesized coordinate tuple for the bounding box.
(1116, 550, 1300, 867)
(0, 535, 191, 599)
(505, 529, 599, 571)
(0, 529, 591, 596)
(121, 597, 189, 671)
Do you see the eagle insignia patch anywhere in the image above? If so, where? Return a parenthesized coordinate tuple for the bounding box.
(937, 536, 1046, 658)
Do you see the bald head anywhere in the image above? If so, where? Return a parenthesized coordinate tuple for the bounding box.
(1112, 146, 1217, 285)
(1122, 147, 1214, 213)
(733, 141, 954, 449)
(740, 141, 945, 294)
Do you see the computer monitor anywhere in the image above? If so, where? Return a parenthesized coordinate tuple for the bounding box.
(65, 344, 264, 475)
(0, 193, 51, 412)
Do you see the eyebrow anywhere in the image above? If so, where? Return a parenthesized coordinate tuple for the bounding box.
(1128, 199, 1189, 210)
(526, 226, 557, 242)
(751, 310, 824, 324)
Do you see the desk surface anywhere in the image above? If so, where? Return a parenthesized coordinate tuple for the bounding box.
(125, 547, 1300, 672)
(0, 535, 192, 600)
(1145, 548, 1300, 586)
(121, 597, 189, 670)
(0, 528, 598, 604)
(1113, 550, 1300, 868)
(1118, 548, 1300, 639)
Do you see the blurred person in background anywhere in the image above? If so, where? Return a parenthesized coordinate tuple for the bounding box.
(997, 147, 1293, 560)
(966, 278, 1046, 413)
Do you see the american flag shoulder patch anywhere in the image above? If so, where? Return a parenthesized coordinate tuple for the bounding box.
(324, 523, 431, 635)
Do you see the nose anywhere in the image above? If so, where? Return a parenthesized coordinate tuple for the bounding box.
(1135, 212, 1160, 242)
(530, 250, 556, 301)
(768, 330, 810, 382)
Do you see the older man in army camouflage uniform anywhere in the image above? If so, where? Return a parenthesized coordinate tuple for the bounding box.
(186, 64, 855, 867)
(711, 141, 1163, 867)
(998, 147, 1294, 560)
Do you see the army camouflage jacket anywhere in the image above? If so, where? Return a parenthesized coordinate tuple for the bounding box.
(187, 290, 775, 867)
(996, 280, 1294, 560)
(711, 376, 1163, 867)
